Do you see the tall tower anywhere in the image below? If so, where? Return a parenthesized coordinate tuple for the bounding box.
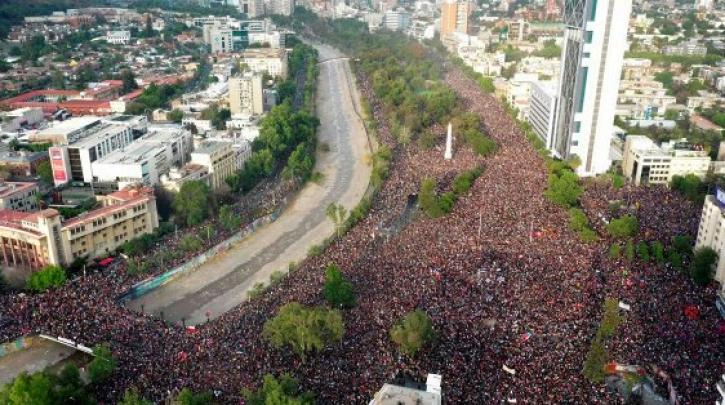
(440, 0, 469, 39)
(552, 0, 631, 177)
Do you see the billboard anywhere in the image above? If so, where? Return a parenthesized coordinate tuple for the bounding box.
(49, 147, 70, 187)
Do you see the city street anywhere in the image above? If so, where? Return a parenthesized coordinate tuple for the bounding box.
(127, 43, 371, 325)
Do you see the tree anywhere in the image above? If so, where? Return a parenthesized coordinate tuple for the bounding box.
(419, 178, 445, 218)
(671, 174, 705, 202)
(262, 302, 344, 360)
(219, 204, 242, 232)
(168, 109, 184, 123)
(242, 374, 314, 405)
(672, 235, 693, 256)
(175, 388, 214, 405)
(26, 265, 66, 292)
(121, 69, 139, 94)
(0, 371, 55, 405)
(36, 160, 53, 184)
(599, 298, 622, 338)
(390, 310, 435, 357)
(583, 337, 607, 383)
(625, 240, 635, 261)
(691, 247, 717, 286)
(606, 215, 638, 239)
(50, 70, 65, 89)
(173, 180, 213, 226)
(87, 344, 117, 383)
(544, 170, 582, 208)
(325, 202, 347, 238)
(56, 364, 94, 404)
(609, 243, 621, 258)
(651, 241, 665, 264)
(323, 264, 356, 308)
(636, 241, 650, 261)
(179, 234, 203, 252)
(119, 388, 153, 405)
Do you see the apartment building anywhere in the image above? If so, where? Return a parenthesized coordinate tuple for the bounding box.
(0, 186, 158, 269)
(0, 182, 40, 212)
(59, 187, 159, 262)
(190, 140, 239, 190)
(229, 73, 264, 116)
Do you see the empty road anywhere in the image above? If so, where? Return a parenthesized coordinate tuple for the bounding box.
(127, 42, 371, 325)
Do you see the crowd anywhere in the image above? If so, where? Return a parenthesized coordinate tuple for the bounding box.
(0, 65, 721, 404)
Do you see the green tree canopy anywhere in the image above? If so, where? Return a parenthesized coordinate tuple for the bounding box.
(390, 310, 435, 357)
(173, 180, 213, 226)
(691, 247, 717, 286)
(119, 388, 153, 405)
(26, 265, 67, 292)
(175, 388, 214, 405)
(323, 264, 356, 308)
(263, 302, 344, 360)
(242, 374, 314, 405)
(606, 215, 639, 239)
(88, 344, 117, 384)
(36, 160, 53, 184)
(544, 169, 582, 208)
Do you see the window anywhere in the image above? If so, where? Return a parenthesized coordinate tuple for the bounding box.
(586, 31, 593, 43)
(589, 0, 598, 21)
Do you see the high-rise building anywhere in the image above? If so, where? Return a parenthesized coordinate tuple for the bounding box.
(228, 73, 264, 116)
(269, 0, 294, 16)
(440, 0, 469, 39)
(552, 0, 631, 176)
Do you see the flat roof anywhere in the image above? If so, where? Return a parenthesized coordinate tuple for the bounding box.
(192, 140, 232, 154)
(93, 142, 164, 166)
(70, 123, 129, 149)
(36, 116, 101, 137)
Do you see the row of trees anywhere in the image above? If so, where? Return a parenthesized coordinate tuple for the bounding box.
(0, 343, 116, 404)
(583, 298, 623, 383)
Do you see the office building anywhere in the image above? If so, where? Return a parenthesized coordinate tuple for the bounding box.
(529, 81, 559, 150)
(622, 135, 711, 186)
(440, 0, 469, 38)
(552, 0, 631, 176)
(240, 48, 288, 78)
(0, 182, 40, 212)
(0, 186, 158, 269)
(47, 124, 134, 186)
(208, 26, 249, 53)
(190, 140, 239, 190)
(229, 73, 264, 116)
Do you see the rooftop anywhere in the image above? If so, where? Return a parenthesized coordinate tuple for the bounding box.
(0, 181, 37, 198)
(192, 140, 232, 155)
(35, 116, 101, 137)
(241, 48, 286, 58)
(92, 142, 164, 166)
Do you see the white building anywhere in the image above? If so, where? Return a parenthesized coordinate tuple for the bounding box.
(46, 119, 136, 187)
(240, 48, 288, 78)
(370, 374, 442, 405)
(695, 192, 725, 303)
(383, 9, 411, 31)
(621, 135, 711, 186)
(91, 142, 168, 188)
(106, 30, 131, 44)
(229, 73, 264, 116)
(0, 181, 40, 212)
(190, 140, 240, 190)
(529, 81, 559, 150)
(552, 0, 632, 176)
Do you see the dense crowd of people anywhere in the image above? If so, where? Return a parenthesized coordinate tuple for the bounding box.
(0, 65, 722, 404)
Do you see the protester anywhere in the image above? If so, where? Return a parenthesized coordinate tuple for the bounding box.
(0, 67, 720, 405)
